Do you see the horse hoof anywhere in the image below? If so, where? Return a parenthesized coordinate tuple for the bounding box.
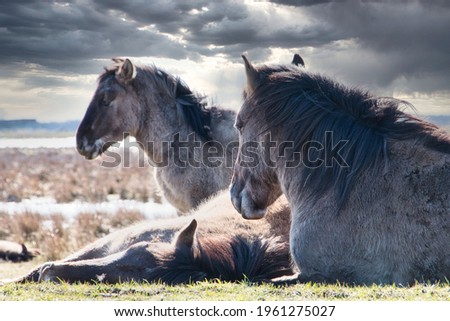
(270, 273, 301, 287)
(38, 263, 55, 282)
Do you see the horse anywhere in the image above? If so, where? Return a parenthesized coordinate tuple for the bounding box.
(230, 55, 450, 285)
(37, 219, 291, 284)
(76, 58, 237, 213)
(76, 55, 304, 213)
(0, 241, 38, 262)
(5, 190, 292, 284)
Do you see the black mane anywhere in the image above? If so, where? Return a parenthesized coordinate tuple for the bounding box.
(250, 66, 450, 209)
(149, 235, 292, 285)
(139, 66, 213, 141)
(175, 78, 212, 141)
(99, 64, 213, 142)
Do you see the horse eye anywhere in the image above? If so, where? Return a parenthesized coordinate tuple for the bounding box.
(100, 91, 116, 107)
(100, 97, 111, 107)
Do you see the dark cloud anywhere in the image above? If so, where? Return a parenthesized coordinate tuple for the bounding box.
(0, 0, 327, 67)
(270, 0, 334, 6)
(0, 0, 191, 73)
(0, 0, 449, 96)
(299, 1, 450, 92)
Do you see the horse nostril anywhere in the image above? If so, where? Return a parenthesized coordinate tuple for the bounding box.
(231, 195, 242, 213)
(76, 143, 84, 154)
(230, 184, 242, 213)
(76, 136, 88, 152)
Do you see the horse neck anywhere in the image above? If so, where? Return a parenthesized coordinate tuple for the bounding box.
(134, 118, 190, 164)
(197, 234, 291, 281)
(134, 104, 237, 164)
(132, 94, 191, 163)
(197, 234, 258, 281)
(278, 164, 331, 216)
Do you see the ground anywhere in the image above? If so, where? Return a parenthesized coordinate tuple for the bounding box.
(1, 147, 449, 301)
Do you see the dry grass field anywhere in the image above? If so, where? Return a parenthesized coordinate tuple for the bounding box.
(0, 147, 159, 263)
(0, 147, 157, 203)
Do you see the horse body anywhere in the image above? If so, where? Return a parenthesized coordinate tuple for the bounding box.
(149, 108, 238, 212)
(231, 56, 450, 285)
(7, 190, 291, 283)
(0, 241, 38, 263)
(76, 59, 238, 213)
(38, 219, 291, 284)
(288, 141, 450, 284)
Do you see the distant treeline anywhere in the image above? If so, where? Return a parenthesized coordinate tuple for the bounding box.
(0, 115, 448, 133)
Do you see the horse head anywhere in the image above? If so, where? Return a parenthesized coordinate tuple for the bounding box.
(230, 56, 284, 220)
(76, 58, 140, 159)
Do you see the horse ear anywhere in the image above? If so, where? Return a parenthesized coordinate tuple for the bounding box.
(242, 55, 259, 94)
(20, 243, 28, 254)
(291, 54, 305, 67)
(175, 219, 197, 249)
(116, 58, 136, 83)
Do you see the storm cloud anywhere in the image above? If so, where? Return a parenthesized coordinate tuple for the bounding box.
(0, 0, 449, 121)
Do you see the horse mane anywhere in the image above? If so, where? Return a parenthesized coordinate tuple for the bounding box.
(174, 77, 212, 141)
(149, 234, 292, 284)
(100, 63, 213, 141)
(250, 66, 450, 209)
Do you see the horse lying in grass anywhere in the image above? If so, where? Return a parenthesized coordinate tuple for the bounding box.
(230, 56, 450, 285)
(5, 191, 292, 284)
(0, 241, 38, 263)
(38, 219, 290, 284)
(76, 56, 304, 213)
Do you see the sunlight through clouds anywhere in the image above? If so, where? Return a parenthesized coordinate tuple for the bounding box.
(0, 0, 449, 122)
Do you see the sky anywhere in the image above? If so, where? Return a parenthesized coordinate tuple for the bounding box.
(0, 0, 449, 122)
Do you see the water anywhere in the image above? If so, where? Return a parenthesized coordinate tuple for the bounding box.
(0, 137, 76, 149)
(0, 197, 178, 221)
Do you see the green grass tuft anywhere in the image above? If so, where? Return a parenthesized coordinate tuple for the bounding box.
(1, 280, 449, 301)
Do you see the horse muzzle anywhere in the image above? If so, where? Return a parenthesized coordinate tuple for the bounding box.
(76, 136, 105, 160)
(230, 184, 267, 220)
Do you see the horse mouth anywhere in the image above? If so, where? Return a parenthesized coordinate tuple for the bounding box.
(77, 138, 114, 160)
(231, 190, 267, 220)
(241, 207, 267, 220)
(100, 141, 115, 154)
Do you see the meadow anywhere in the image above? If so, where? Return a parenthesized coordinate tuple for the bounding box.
(0, 146, 449, 301)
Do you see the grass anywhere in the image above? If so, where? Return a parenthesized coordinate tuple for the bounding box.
(0, 209, 146, 261)
(0, 148, 157, 203)
(1, 279, 449, 301)
(0, 148, 153, 260)
(1, 261, 449, 301)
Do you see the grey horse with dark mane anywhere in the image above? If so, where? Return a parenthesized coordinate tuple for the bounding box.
(76, 58, 237, 213)
(230, 56, 450, 285)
